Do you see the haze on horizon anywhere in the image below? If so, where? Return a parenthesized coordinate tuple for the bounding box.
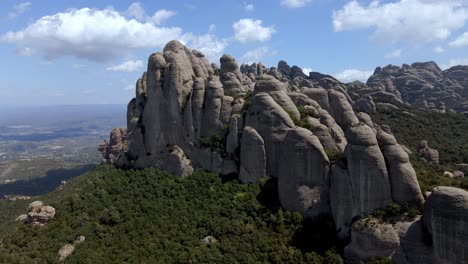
(1, 0, 468, 105)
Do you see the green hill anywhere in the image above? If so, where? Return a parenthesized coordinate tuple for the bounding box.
(0, 166, 342, 263)
(371, 107, 468, 192)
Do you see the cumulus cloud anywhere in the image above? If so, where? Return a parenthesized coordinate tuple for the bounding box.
(333, 0, 468, 43)
(385, 49, 402, 59)
(302, 67, 313, 75)
(126, 2, 176, 25)
(244, 3, 254, 12)
(8, 2, 31, 19)
(181, 32, 228, 63)
(450, 32, 468, 47)
(149, 9, 176, 25)
(280, 0, 312, 8)
(1, 7, 182, 62)
(127, 2, 145, 20)
(240, 46, 278, 64)
(106, 60, 144, 72)
(334, 69, 372, 83)
(233, 19, 275, 43)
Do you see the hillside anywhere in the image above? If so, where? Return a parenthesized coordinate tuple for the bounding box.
(371, 107, 468, 192)
(0, 166, 343, 263)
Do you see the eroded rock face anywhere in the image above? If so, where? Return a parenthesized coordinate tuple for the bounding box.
(27, 201, 55, 226)
(347, 61, 468, 113)
(239, 126, 266, 183)
(278, 127, 330, 215)
(344, 218, 400, 263)
(423, 187, 468, 264)
(417, 140, 439, 164)
(101, 41, 432, 257)
(377, 131, 424, 208)
(99, 128, 127, 164)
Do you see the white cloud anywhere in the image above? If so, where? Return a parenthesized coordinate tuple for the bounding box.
(233, 19, 275, 43)
(385, 49, 402, 59)
(126, 3, 176, 25)
(449, 32, 468, 47)
(107, 60, 144, 72)
(333, 0, 468, 43)
(181, 32, 228, 63)
(434, 46, 445, 53)
(127, 2, 145, 21)
(240, 46, 278, 64)
(8, 2, 31, 19)
(440, 58, 468, 70)
(244, 3, 255, 12)
(302, 67, 313, 75)
(149, 9, 176, 25)
(280, 0, 312, 8)
(1, 7, 182, 62)
(334, 69, 373, 83)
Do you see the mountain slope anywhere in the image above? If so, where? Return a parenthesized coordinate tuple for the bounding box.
(0, 166, 342, 263)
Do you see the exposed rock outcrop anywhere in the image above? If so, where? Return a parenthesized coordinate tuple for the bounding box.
(100, 41, 453, 261)
(26, 201, 56, 226)
(58, 235, 86, 262)
(348, 61, 468, 113)
(422, 187, 468, 264)
(417, 140, 439, 164)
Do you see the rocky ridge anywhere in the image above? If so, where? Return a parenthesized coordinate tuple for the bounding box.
(347, 61, 468, 114)
(100, 40, 467, 263)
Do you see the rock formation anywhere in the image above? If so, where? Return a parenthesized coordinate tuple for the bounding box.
(57, 235, 86, 262)
(417, 140, 440, 164)
(26, 201, 56, 226)
(101, 40, 468, 262)
(347, 61, 468, 113)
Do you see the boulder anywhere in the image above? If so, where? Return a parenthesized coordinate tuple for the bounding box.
(344, 217, 400, 263)
(417, 140, 439, 164)
(423, 187, 468, 264)
(27, 201, 56, 226)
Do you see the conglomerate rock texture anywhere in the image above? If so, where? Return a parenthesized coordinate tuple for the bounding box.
(100, 41, 468, 263)
(346, 61, 468, 114)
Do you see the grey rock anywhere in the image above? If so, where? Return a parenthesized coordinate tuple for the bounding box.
(239, 126, 266, 183)
(423, 186, 468, 264)
(278, 127, 330, 215)
(344, 217, 400, 263)
(378, 131, 424, 208)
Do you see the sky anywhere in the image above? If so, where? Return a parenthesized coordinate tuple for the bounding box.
(1, 0, 468, 105)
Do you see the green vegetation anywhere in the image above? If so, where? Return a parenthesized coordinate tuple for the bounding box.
(199, 125, 230, 157)
(411, 155, 468, 193)
(241, 90, 253, 116)
(297, 106, 319, 119)
(0, 166, 343, 263)
(371, 107, 468, 192)
(0, 199, 31, 238)
(289, 106, 318, 131)
(371, 108, 468, 165)
(372, 202, 421, 223)
(324, 148, 346, 165)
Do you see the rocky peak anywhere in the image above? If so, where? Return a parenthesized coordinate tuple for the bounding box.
(100, 41, 426, 246)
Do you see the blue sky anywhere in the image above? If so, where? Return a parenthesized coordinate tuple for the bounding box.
(1, 0, 468, 105)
